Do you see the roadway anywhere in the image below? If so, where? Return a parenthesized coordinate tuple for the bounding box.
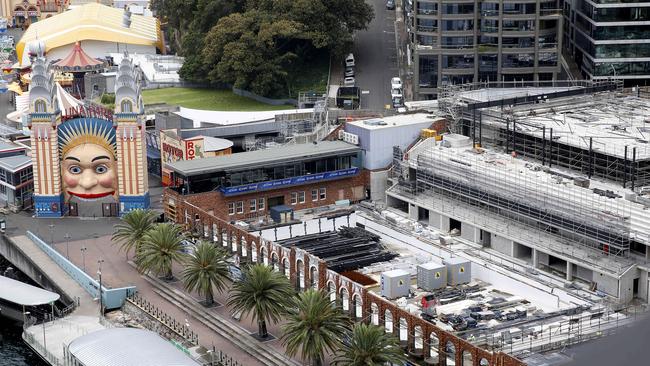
(351, 0, 399, 111)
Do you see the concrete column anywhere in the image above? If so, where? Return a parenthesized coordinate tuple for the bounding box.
(409, 203, 418, 221)
(532, 248, 539, 268)
(566, 261, 573, 281)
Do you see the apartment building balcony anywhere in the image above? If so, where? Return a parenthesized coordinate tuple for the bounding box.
(416, 25, 438, 35)
(540, 8, 562, 18)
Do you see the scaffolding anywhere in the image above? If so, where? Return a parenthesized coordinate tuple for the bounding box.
(407, 146, 632, 257)
(439, 81, 650, 189)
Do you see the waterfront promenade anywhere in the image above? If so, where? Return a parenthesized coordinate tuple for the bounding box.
(10, 235, 107, 365)
(59, 233, 298, 366)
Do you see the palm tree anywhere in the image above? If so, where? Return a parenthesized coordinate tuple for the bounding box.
(136, 223, 186, 280)
(112, 209, 158, 260)
(332, 323, 406, 366)
(281, 289, 350, 366)
(182, 241, 231, 306)
(227, 264, 294, 338)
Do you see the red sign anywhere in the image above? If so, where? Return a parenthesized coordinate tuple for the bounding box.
(186, 141, 196, 160)
(162, 143, 183, 161)
(63, 105, 114, 123)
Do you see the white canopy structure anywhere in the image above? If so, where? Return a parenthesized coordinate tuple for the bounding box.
(0, 275, 60, 306)
(67, 328, 202, 366)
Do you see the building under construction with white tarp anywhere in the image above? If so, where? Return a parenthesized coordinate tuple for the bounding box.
(387, 80, 650, 304)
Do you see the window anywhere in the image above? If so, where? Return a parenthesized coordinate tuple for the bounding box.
(250, 199, 256, 211)
(121, 99, 133, 113)
(311, 189, 318, 201)
(34, 99, 46, 113)
(291, 192, 298, 205)
(298, 191, 305, 203)
(258, 197, 265, 211)
(228, 202, 235, 215)
(319, 187, 326, 200)
(0, 184, 6, 196)
(236, 201, 244, 214)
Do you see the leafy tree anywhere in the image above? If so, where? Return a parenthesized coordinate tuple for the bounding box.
(281, 289, 350, 366)
(200, 11, 301, 96)
(111, 209, 158, 260)
(181, 241, 231, 306)
(332, 323, 407, 366)
(136, 223, 186, 280)
(227, 264, 294, 338)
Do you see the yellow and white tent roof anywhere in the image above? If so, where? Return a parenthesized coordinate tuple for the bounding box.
(17, 3, 162, 65)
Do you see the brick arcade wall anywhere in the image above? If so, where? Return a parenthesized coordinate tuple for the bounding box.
(164, 190, 526, 366)
(165, 171, 370, 221)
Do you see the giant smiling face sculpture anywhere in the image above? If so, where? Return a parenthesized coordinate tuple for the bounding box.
(58, 118, 118, 201)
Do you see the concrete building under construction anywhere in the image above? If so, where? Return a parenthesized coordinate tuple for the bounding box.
(388, 80, 650, 304)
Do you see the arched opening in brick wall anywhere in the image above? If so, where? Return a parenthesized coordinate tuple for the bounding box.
(413, 325, 423, 351)
(352, 293, 362, 320)
(296, 259, 305, 290)
(221, 231, 228, 248)
(310, 266, 318, 289)
(231, 235, 238, 253)
(399, 318, 408, 343)
(446, 341, 456, 366)
(340, 287, 350, 311)
(479, 357, 490, 366)
(272, 252, 279, 271)
(203, 224, 209, 239)
(328, 281, 336, 303)
(385, 309, 393, 333)
(462, 350, 473, 366)
(427, 332, 440, 365)
(282, 257, 290, 279)
(212, 224, 218, 242)
(240, 237, 247, 257)
(370, 303, 379, 325)
(260, 247, 267, 265)
(251, 241, 257, 262)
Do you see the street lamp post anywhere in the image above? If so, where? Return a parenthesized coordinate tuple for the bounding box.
(64, 233, 71, 259)
(80, 246, 87, 272)
(48, 224, 55, 246)
(97, 259, 105, 319)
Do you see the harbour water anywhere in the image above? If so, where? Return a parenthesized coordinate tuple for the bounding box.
(0, 256, 47, 366)
(0, 318, 47, 366)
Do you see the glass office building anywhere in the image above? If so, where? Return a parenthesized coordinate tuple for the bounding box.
(564, 0, 650, 85)
(410, 0, 563, 99)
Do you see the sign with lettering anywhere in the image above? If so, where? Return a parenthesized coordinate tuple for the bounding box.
(219, 167, 359, 196)
(63, 105, 113, 122)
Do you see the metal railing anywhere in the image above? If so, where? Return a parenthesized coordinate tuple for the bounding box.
(126, 292, 199, 346)
(126, 292, 247, 366)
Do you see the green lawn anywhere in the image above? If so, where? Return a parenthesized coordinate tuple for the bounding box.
(142, 88, 294, 111)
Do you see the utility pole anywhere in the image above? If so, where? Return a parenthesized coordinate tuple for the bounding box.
(64, 233, 71, 259)
(97, 259, 105, 319)
(80, 246, 87, 272)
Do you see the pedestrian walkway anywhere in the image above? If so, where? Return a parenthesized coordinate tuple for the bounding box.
(10, 235, 107, 365)
(60, 234, 299, 366)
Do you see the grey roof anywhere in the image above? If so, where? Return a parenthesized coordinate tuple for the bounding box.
(0, 139, 21, 151)
(68, 328, 201, 366)
(0, 275, 60, 306)
(169, 141, 360, 176)
(0, 154, 31, 172)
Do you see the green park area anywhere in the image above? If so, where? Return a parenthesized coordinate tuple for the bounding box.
(141, 88, 295, 111)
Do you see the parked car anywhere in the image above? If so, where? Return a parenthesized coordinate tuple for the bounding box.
(392, 96, 404, 108)
(386, 0, 395, 10)
(344, 66, 355, 77)
(391, 77, 402, 89)
(344, 76, 356, 86)
(345, 53, 355, 67)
